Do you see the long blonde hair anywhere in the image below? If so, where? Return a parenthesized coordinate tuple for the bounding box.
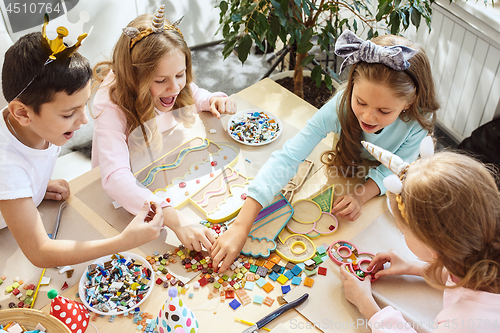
(402, 152, 500, 293)
(322, 34, 440, 175)
(92, 14, 195, 135)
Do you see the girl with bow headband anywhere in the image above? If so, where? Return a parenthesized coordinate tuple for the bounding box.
(212, 30, 440, 273)
(340, 140, 500, 332)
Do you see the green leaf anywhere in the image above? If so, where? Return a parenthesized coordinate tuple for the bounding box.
(311, 65, 322, 88)
(376, 0, 391, 21)
(222, 40, 237, 59)
(324, 74, 333, 91)
(410, 7, 421, 28)
(223, 23, 230, 37)
(219, 1, 228, 14)
(297, 28, 314, 54)
(367, 27, 374, 39)
(237, 34, 253, 64)
(394, 0, 401, 9)
(301, 54, 315, 67)
(251, 31, 265, 52)
(389, 11, 400, 35)
(353, 19, 358, 32)
(279, 26, 288, 44)
(302, 0, 311, 16)
(270, 15, 280, 36)
(281, 0, 289, 11)
(271, 0, 286, 23)
(257, 12, 269, 32)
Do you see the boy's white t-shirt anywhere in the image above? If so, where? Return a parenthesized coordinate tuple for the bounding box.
(0, 109, 60, 228)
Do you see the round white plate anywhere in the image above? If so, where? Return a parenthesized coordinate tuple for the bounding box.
(79, 252, 154, 316)
(227, 109, 282, 146)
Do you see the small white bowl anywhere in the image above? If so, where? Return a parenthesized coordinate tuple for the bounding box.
(79, 252, 154, 316)
(227, 109, 283, 146)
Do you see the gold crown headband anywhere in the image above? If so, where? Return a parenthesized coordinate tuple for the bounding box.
(362, 137, 434, 222)
(122, 5, 184, 49)
(10, 13, 88, 102)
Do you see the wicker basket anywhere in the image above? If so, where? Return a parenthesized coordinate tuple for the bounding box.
(0, 308, 71, 332)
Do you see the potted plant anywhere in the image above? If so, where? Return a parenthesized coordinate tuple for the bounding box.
(216, 0, 435, 99)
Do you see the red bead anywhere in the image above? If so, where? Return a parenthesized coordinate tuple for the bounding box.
(179, 182, 186, 188)
(211, 161, 217, 166)
(210, 173, 214, 177)
(166, 198, 171, 203)
(241, 193, 247, 200)
(196, 179, 201, 184)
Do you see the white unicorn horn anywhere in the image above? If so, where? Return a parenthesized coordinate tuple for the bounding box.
(151, 5, 166, 33)
(361, 141, 409, 177)
(383, 174, 403, 194)
(419, 136, 434, 159)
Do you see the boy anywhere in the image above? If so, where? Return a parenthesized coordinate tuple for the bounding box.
(0, 31, 163, 268)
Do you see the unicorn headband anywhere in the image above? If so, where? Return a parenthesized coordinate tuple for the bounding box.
(122, 5, 184, 49)
(362, 137, 434, 221)
(335, 30, 419, 74)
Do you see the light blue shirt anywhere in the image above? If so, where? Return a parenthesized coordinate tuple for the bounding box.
(248, 91, 427, 208)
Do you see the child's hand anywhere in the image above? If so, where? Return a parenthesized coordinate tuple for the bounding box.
(122, 201, 163, 246)
(173, 224, 215, 252)
(367, 250, 426, 278)
(45, 179, 70, 201)
(332, 194, 362, 221)
(211, 224, 249, 272)
(209, 97, 237, 119)
(339, 264, 380, 319)
(163, 207, 215, 252)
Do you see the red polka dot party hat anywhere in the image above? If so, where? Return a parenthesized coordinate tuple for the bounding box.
(156, 287, 199, 333)
(48, 289, 89, 333)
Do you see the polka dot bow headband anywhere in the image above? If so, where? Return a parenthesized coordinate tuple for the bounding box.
(335, 29, 419, 74)
(362, 136, 434, 221)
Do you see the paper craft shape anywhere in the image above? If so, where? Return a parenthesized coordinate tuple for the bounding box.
(156, 287, 199, 333)
(285, 186, 338, 238)
(281, 159, 314, 202)
(134, 137, 251, 222)
(241, 194, 294, 258)
(189, 167, 250, 223)
(48, 289, 89, 333)
(275, 234, 316, 263)
(328, 240, 375, 281)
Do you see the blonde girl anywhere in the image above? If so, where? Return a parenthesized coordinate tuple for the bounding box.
(211, 30, 440, 272)
(91, 6, 236, 252)
(341, 149, 500, 332)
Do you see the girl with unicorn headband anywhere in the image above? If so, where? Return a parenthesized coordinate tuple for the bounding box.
(212, 29, 440, 272)
(340, 138, 500, 332)
(91, 5, 236, 252)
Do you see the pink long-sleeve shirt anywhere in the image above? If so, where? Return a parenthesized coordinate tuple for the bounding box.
(91, 71, 226, 215)
(369, 276, 500, 332)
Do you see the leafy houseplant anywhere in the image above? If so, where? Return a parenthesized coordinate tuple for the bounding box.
(216, 0, 435, 99)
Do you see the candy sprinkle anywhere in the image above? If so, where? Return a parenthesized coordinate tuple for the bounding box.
(228, 111, 280, 145)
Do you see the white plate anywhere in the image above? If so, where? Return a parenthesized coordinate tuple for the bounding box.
(227, 109, 282, 146)
(79, 252, 154, 316)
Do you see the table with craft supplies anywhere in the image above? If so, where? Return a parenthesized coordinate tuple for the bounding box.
(0, 78, 443, 333)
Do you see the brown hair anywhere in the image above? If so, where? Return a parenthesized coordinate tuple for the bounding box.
(402, 152, 500, 293)
(322, 34, 440, 175)
(92, 14, 195, 135)
(2, 32, 91, 114)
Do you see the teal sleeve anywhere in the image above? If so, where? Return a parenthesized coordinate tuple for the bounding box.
(366, 125, 428, 194)
(248, 94, 342, 208)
